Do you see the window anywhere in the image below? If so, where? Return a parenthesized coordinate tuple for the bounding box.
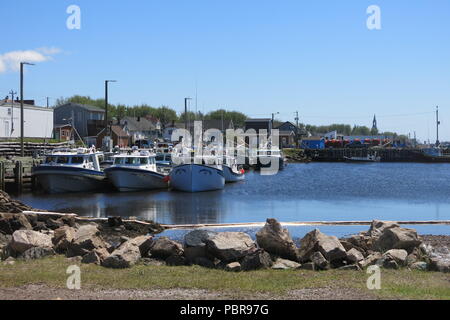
(71, 157, 84, 164)
(140, 158, 148, 165)
(156, 155, 164, 161)
(45, 157, 56, 164)
(7, 108, 11, 116)
(57, 157, 69, 164)
(114, 158, 123, 165)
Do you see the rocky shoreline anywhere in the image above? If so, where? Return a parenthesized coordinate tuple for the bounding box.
(1, 210, 449, 273)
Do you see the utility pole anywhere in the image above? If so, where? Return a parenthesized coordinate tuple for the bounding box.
(295, 111, 300, 148)
(9, 90, 17, 137)
(46, 97, 49, 108)
(436, 106, 440, 147)
(20, 62, 34, 157)
(105, 80, 117, 135)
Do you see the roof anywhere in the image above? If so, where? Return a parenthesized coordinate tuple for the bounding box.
(245, 118, 271, 122)
(54, 123, 73, 129)
(120, 116, 157, 131)
(172, 120, 234, 131)
(111, 125, 129, 138)
(55, 102, 105, 113)
(0, 101, 53, 112)
(278, 130, 296, 136)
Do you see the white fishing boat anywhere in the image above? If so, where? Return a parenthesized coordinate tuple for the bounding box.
(104, 149, 168, 192)
(169, 152, 225, 192)
(222, 156, 245, 183)
(33, 148, 108, 194)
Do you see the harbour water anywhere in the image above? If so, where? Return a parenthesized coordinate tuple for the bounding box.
(15, 163, 450, 238)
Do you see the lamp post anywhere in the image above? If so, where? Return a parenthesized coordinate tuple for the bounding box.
(105, 80, 117, 135)
(20, 62, 35, 157)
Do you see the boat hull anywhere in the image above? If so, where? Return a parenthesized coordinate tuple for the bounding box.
(169, 164, 225, 192)
(104, 167, 168, 192)
(33, 166, 108, 194)
(222, 165, 245, 183)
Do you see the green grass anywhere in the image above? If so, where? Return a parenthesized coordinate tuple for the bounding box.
(1, 256, 449, 300)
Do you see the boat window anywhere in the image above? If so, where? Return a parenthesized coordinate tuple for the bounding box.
(149, 157, 155, 164)
(156, 155, 164, 161)
(71, 157, 84, 164)
(45, 157, 56, 163)
(140, 158, 148, 165)
(57, 157, 69, 164)
(125, 157, 140, 165)
(166, 155, 172, 162)
(114, 158, 123, 165)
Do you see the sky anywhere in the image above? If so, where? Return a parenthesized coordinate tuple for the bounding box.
(1, 0, 450, 141)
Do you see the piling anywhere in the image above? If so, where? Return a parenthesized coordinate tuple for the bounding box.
(14, 161, 23, 193)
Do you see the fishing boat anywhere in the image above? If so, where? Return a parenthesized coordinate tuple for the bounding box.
(33, 148, 108, 194)
(344, 154, 381, 162)
(104, 149, 168, 192)
(169, 152, 225, 192)
(222, 156, 245, 183)
(155, 153, 173, 171)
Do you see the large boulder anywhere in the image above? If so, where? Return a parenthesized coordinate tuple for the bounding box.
(149, 237, 183, 259)
(358, 252, 382, 269)
(383, 249, 408, 266)
(298, 229, 347, 263)
(310, 251, 330, 270)
(102, 239, 141, 268)
(52, 226, 76, 253)
(241, 250, 273, 271)
(205, 232, 257, 262)
(0, 213, 33, 235)
(256, 219, 299, 261)
(346, 248, 365, 264)
(20, 247, 55, 260)
(10, 230, 53, 254)
(81, 248, 110, 265)
(67, 224, 107, 257)
(184, 230, 217, 262)
(127, 235, 153, 256)
(366, 220, 399, 238)
(271, 258, 301, 270)
(374, 227, 421, 252)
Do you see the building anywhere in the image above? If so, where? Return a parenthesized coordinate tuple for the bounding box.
(163, 120, 235, 142)
(244, 118, 272, 133)
(120, 116, 160, 142)
(96, 125, 130, 148)
(53, 124, 73, 141)
(0, 100, 54, 139)
(54, 103, 105, 139)
(275, 121, 307, 148)
(301, 137, 326, 149)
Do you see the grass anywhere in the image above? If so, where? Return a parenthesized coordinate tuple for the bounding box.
(1, 256, 449, 300)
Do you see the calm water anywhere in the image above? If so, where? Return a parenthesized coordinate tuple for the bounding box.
(15, 163, 450, 237)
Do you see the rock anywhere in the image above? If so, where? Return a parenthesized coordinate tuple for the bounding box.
(367, 220, 399, 238)
(166, 254, 186, 266)
(184, 230, 217, 262)
(382, 259, 399, 270)
(10, 230, 53, 254)
(192, 257, 216, 269)
(108, 217, 123, 227)
(128, 235, 153, 256)
(149, 237, 183, 259)
(345, 234, 372, 252)
(45, 218, 64, 230)
(346, 248, 364, 264)
(406, 253, 419, 266)
(358, 252, 382, 269)
(0, 213, 33, 235)
(241, 250, 273, 271)
(429, 258, 450, 273)
(338, 264, 361, 271)
(410, 261, 428, 271)
(298, 229, 347, 263)
(81, 248, 109, 265)
(103, 239, 141, 269)
(67, 224, 107, 257)
(271, 258, 301, 270)
(52, 226, 76, 253)
(205, 232, 257, 262)
(20, 247, 55, 260)
(310, 251, 329, 270)
(383, 249, 408, 266)
(66, 256, 82, 264)
(2, 256, 15, 266)
(140, 258, 165, 266)
(374, 227, 421, 252)
(300, 262, 315, 271)
(225, 262, 241, 272)
(256, 219, 299, 261)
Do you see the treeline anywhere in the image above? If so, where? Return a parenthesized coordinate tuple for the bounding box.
(55, 96, 248, 127)
(299, 123, 403, 138)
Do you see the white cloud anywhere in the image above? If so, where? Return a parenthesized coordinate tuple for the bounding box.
(0, 47, 61, 73)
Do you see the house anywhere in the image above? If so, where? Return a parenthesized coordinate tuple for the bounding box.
(244, 118, 272, 133)
(54, 103, 105, 139)
(53, 124, 73, 141)
(275, 121, 307, 148)
(96, 125, 130, 148)
(301, 136, 325, 149)
(119, 116, 160, 142)
(0, 100, 53, 139)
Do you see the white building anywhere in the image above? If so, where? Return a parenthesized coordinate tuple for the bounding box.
(0, 101, 54, 139)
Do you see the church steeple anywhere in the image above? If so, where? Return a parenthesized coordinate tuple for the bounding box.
(372, 114, 378, 131)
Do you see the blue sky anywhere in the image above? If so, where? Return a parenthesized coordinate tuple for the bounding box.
(1, 0, 450, 141)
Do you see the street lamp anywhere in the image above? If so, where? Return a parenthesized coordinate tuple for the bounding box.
(105, 80, 117, 135)
(20, 62, 35, 157)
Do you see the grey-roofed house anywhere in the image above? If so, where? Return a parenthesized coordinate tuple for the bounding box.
(54, 103, 105, 139)
(119, 116, 160, 142)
